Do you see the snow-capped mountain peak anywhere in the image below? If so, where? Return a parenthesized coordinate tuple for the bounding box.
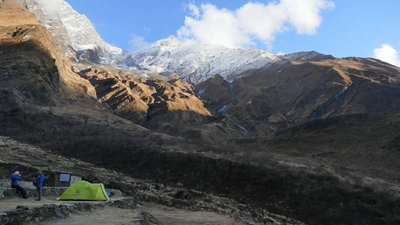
(152, 36, 180, 49)
(117, 36, 280, 84)
(22, 0, 331, 85)
(23, 0, 122, 55)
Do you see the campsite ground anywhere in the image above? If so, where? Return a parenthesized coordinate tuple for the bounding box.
(1, 196, 246, 225)
(0, 136, 249, 224)
(0, 196, 111, 213)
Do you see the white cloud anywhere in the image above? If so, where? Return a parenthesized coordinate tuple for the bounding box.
(129, 35, 149, 50)
(373, 44, 400, 67)
(178, 4, 250, 48)
(281, 0, 334, 34)
(185, 1, 200, 18)
(177, 0, 334, 49)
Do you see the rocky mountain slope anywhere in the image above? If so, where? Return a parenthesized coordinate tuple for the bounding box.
(20, 0, 122, 55)
(1, 0, 400, 224)
(199, 57, 400, 129)
(0, 0, 99, 108)
(71, 52, 400, 145)
(77, 66, 214, 127)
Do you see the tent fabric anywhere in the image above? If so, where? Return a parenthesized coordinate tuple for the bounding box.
(57, 180, 110, 201)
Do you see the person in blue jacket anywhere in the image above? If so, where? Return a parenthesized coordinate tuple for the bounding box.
(35, 170, 45, 201)
(11, 171, 29, 199)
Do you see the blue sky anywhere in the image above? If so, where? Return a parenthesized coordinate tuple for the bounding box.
(65, 0, 399, 66)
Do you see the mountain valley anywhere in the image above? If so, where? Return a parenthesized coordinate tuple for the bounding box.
(1, 0, 400, 224)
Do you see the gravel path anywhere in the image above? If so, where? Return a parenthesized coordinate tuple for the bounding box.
(0, 196, 245, 225)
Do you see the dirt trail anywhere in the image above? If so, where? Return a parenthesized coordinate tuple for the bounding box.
(39, 203, 245, 225)
(1, 196, 245, 225)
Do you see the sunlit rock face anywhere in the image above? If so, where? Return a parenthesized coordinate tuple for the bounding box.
(21, 0, 122, 55)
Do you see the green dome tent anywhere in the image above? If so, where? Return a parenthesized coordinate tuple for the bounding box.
(57, 180, 110, 201)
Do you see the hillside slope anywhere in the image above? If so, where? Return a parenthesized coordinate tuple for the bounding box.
(0, 0, 98, 108)
(197, 56, 400, 133)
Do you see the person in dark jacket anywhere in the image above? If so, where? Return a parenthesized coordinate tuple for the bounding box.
(35, 170, 45, 201)
(11, 171, 29, 199)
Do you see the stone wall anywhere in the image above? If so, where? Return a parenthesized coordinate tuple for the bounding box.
(0, 198, 136, 225)
(0, 179, 35, 189)
(0, 179, 122, 199)
(1, 187, 67, 199)
(1, 186, 122, 199)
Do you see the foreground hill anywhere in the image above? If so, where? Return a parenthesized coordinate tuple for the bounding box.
(1, 1, 400, 224)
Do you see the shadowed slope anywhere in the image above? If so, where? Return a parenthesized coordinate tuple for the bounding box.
(0, 1, 97, 110)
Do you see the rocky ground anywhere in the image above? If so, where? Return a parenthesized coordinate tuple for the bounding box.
(39, 202, 249, 225)
(1, 196, 247, 225)
(0, 136, 302, 225)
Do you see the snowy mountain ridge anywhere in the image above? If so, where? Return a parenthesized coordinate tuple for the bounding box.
(22, 0, 331, 84)
(115, 36, 281, 84)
